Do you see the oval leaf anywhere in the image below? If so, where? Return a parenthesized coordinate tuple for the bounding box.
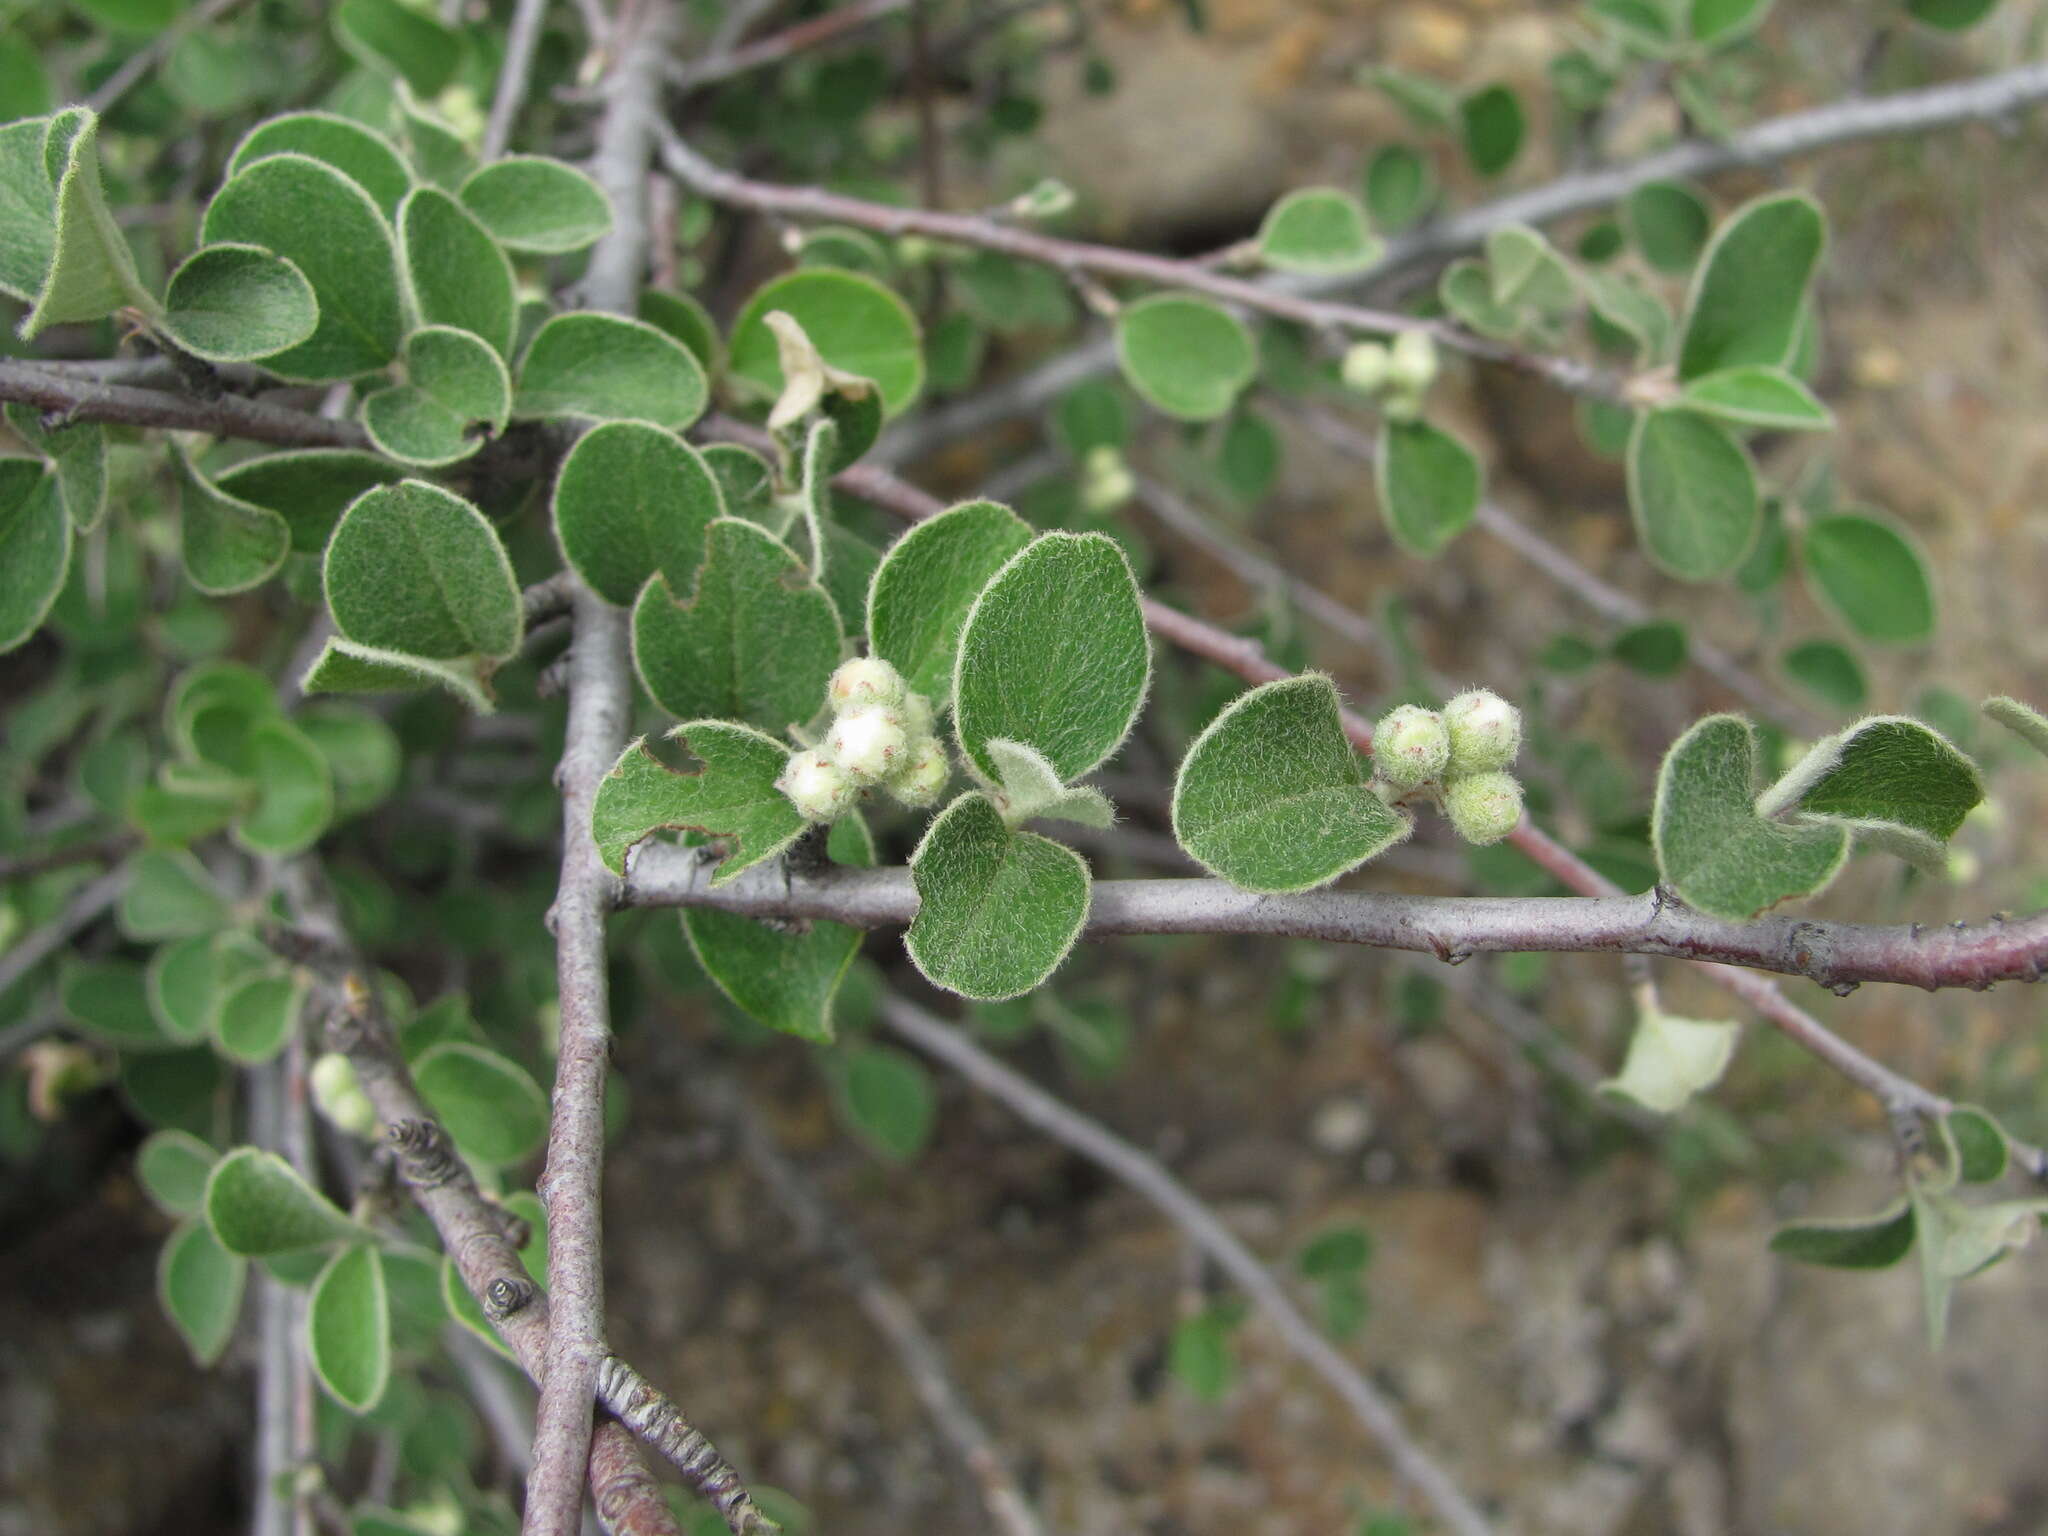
(513, 312, 708, 428)
(729, 268, 924, 418)
(458, 155, 613, 254)
(159, 244, 319, 364)
(1626, 408, 1758, 581)
(866, 498, 1033, 703)
(1679, 365, 1832, 431)
(206, 1146, 360, 1255)
(1800, 511, 1934, 646)
(554, 420, 724, 606)
(1377, 418, 1482, 558)
(362, 325, 512, 468)
(324, 480, 522, 661)
(228, 111, 412, 218)
(413, 1043, 548, 1166)
(1257, 187, 1383, 275)
(1677, 192, 1825, 381)
(906, 791, 1090, 1001)
(1115, 293, 1257, 422)
(159, 1221, 247, 1366)
(0, 461, 70, 653)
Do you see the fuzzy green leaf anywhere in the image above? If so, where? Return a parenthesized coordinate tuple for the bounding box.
(1626, 408, 1758, 581)
(21, 108, 150, 337)
(139, 1130, 220, 1217)
(414, 1043, 548, 1166)
(298, 639, 495, 713)
(148, 933, 267, 1045)
(1599, 1008, 1739, 1113)
(308, 1244, 390, 1412)
(729, 268, 924, 418)
(1769, 1201, 1916, 1269)
(201, 152, 402, 381)
(837, 1044, 937, 1162)
(206, 1146, 360, 1255)
(1257, 187, 1382, 275)
(0, 115, 55, 303)
(335, 0, 462, 95)
(1377, 417, 1482, 558)
(157, 243, 320, 364)
(985, 738, 1115, 828)
(228, 111, 412, 218)
(295, 702, 403, 820)
(1756, 715, 1982, 870)
(211, 449, 401, 556)
(684, 814, 875, 1043)
(1172, 674, 1408, 893)
(324, 479, 522, 661)
(398, 185, 517, 359)
(866, 498, 1032, 703)
(1905, 0, 1997, 29)
(4, 403, 106, 531)
(118, 848, 229, 940)
(1651, 714, 1847, 919)
(1114, 293, 1257, 422)
(236, 718, 336, 855)
(513, 311, 707, 428)
(1678, 366, 1832, 431)
(590, 722, 807, 881)
(906, 790, 1090, 1001)
(1625, 179, 1710, 273)
(1691, 0, 1776, 45)
(362, 325, 511, 468)
(214, 971, 304, 1064)
(1362, 144, 1435, 231)
(1582, 270, 1671, 363)
(554, 420, 724, 606)
(63, 958, 176, 1051)
(458, 156, 612, 254)
(952, 531, 1149, 784)
(1677, 192, 1825, 381)
(1612, 620, 1687, 677)
(1800, 511, 1935, 646)
(1459, 83, 1525, 176)
(0, 460, 68, 653)
(640, 287, 725, 377)
(1949, 1106, 2009, 1185)
(158, 1221, 246, 1366)
(176, 451, 291, 596)
(1487, 224, 1575, 314)
(1782, 639, 1867, 713)
(632, 517, 841, 731)
(1984, 695, 2048, 758)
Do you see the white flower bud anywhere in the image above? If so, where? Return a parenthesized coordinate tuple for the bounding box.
(1444, 688, 1522, 773)
(828, 656, 907, 711)
(1081, 444, 1135, 513)
(1340, 341, 1390, 394)
(778, 748, 856, 821)
(888, 736, 951, 808)
(828, 706, 908, 783)
(1375, 704, 1450, 790)
(1387, 328, 1439, 392)
(1443, 770, 1523, 846)
(310, 1052, 378, 1137)
(901, 690, 935, 739)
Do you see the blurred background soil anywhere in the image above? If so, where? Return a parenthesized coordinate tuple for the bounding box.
(9, 3, 2048, 1533)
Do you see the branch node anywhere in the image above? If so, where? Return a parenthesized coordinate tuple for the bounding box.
(485, 1275, 540, 1320)
(389, 1119, 466, 1190)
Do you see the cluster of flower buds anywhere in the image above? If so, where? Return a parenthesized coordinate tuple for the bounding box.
(777, 657, 950, 821)
(1340, 328, 1440, 421)
(1373, 687, 1524, 846)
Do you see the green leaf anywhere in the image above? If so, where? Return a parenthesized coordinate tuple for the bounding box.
(119, 848, 229, 940)
(130, 765, 247, 846)
(906, 791, 1090, 1001)
(591, 722, 806, 881)
(139, 1130, 220, 1218)
(324, 479, 522, 661)
(0, 114, 54, 304)
(213, 449, 402, 555)
(729, 268, 924, 418)
(296, 702, 403, 820)
(1690, 0, 1775, 45)
(1651, 714, 1847, 919)
(205, 1146, 360, 1255)
(1169, 1309, 1236, 1401)
(1367, 66, 1458, 130)
(398, 185, 516, 358)
(554, 420, 724, 607)
(4, 403, 105, 531)
(1984, 695, 2048, 758)
(157, 243, 320, 365)
(64, 959, 175, 1050)
(513, 312, 708, 428)
(309, 1244, 390, 1413)
(984, 738, 1115, 828)
(1583, 270, 1671, 364)
(1677, 192, 1825, 381)
(1438, 258, 1521, 341)
(1599, 1008, 1739, 1113)
(1800, 512, 1934, 646)
(865, 498, 1033, 703)
(176, 451, 291, 596)
(458, 156, 612, 255)
(1376, 418, 1482, 558)
(148, 932, 266, 1044)
(1459, 83, 1525, 176)
(362, 325, 512, 467)
(1362, 145, 1434, 231)
(1298, 1225, 1374, 1278)
(1769, 1201, 1916, 1269)
(1486, 224, 1575, 314)
(836, 1044, 937, 1162)
(21, 108, 151, 338)
(1905, 0, 1997, 29)
(228, 111, 413, 219)
(0, 460, 70, 653)
(952, 531, 1149, 785)
(1053, 379, 1130, 458)
(201, 152, 402, 381)
(215, 971, 305, 1064)
(298, 638, 495, 713)
(1257, 187, 1382, 275)
(158, 1221, 246, 1366)
(639, 287, 725, 378)
(335, 0, 462, 96)
(1171, 674, 1408, 893)
(1782, 639, 1866, 713)
(1678, 366, 1832, 431)
(1114, 293, 1257, 422)
(1612, 620, 1688, 677)
(1756, 715, 1982, 869)
(684, 814, 875, 1043)
(632, 517, 842, 731)
(414, 1043, 548, 1166)
(1625, 408, 1758, 581)
(1948, 1106, 2009, 1185)
(236, 718, 336, 855)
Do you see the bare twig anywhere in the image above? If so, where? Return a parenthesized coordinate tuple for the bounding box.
(709, 1083, 1047, 1536)
(483, 0, 554, 161)
(0, 361, 370, 449)
(667, 0, 909, 91)
(0, 862, 131, 1002)
(86, 0, 254, 114)
(878, 994, 1496, 1536)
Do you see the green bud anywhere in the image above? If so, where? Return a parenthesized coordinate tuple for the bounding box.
(1387, 329, 1439, 392)
(1379, 387, 1424, 423)
(828, 655, 908, 712)
(1443, 770, 1523, 846)
(777, 747, 857, 820)
(827, 706, 909, 783)
(1081, 444, 1135, 513)
(888, 735, 951, 808)
(310, 1052, 378, 1137)
(1341, 341, 1391, 394)
(1374, 704, 1450, 789)
(1444, 688, 1521, 772)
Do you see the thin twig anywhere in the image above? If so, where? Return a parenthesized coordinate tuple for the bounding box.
(528, 6, 674, 1532)
(483, 0, 554, 161)
(86, 0, 254, 113)
(0, 862, 131, 1001)
(709, 1083, 1047, 1536)
(878, 994, 1496, 1536)
(0, 360, 371, 449)
(667, 0, 909, 91)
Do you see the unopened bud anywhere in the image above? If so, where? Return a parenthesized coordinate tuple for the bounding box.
(1010, 178, 1076, 220)
(901, 690, 935, 739)
(828, 656, 907, 711)
(827, 706, 908, 783)
(1444, 770, 1523, 846)
(1387, 329, 1439, 392)
(1341, 341, 1390, 394)
(310, 1052, 378, 1137)
(1444, 688, 1521, 772)
(778, 748, 856, 821)
(1375, 704, 1450, 790)
(1081, 444, 1135, 513)
(888, 736, 951, 808)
